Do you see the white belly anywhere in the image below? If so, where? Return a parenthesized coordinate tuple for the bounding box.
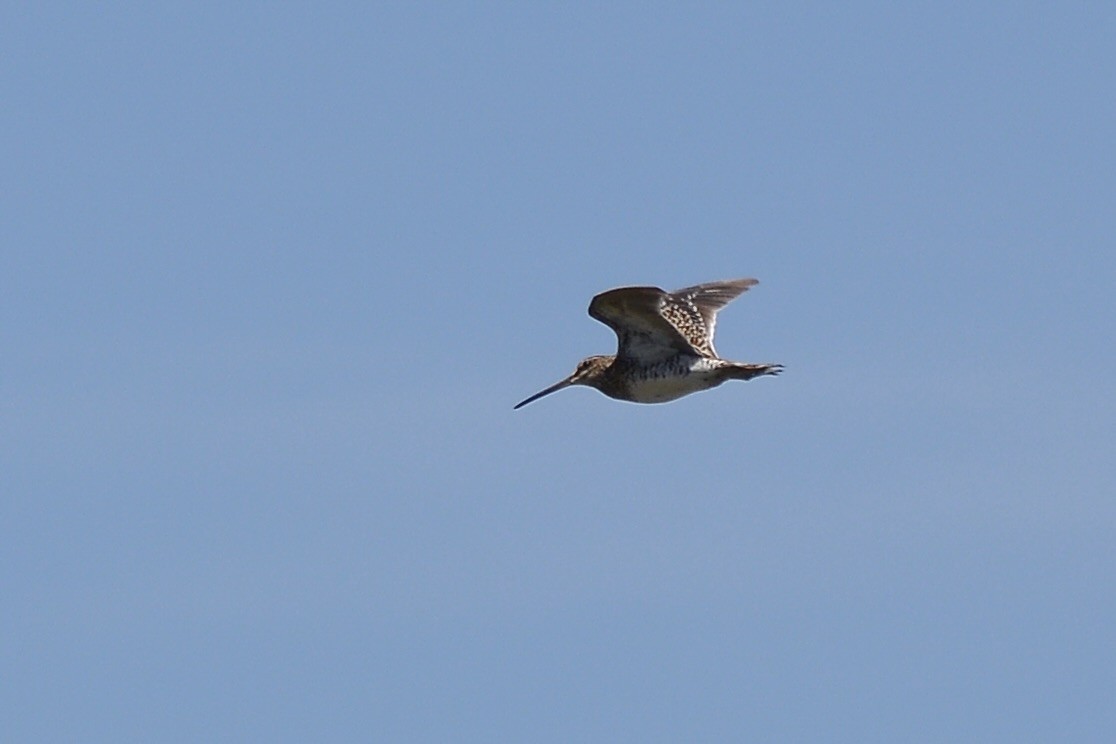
(625, 377, 705, 402)
(622, 359, 726, 403)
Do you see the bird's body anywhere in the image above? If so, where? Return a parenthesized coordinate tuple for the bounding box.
(514, 278, 782, 409)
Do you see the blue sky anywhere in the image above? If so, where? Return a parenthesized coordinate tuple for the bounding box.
(3, 3, 1115, 741)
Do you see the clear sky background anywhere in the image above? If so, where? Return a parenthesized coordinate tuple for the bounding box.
(4, 3, 1115, 741)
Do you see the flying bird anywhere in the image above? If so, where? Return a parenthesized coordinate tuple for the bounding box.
(514, 278, 782, 409)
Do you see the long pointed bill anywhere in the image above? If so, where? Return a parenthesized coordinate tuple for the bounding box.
(513, 376, 575, 409)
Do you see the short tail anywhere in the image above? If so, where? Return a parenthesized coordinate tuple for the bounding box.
(723, 363, 784, 381)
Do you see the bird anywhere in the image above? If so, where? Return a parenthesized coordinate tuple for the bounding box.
(514, 278, 782, 409)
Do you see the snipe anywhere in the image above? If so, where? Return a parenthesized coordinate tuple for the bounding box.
(515, 278, 782, 409)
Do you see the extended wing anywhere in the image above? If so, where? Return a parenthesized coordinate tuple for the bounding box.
(663, 278, 757, 357)
(588, 285, 692, 363)
(588, 278, 757, 362)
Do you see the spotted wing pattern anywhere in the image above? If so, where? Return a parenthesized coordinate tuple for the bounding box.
(589, 285, 689, 363)
(588, 278, 757, 362)
(662, 278, 758, 357)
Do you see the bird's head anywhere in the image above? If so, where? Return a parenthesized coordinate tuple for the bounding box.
(513, 355, 613, 409)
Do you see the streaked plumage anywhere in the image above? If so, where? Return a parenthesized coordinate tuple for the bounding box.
(514, 278, 782, 409)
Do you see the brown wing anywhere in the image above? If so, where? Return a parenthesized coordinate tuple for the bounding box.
(588, 285, 694, 363)
(588, 278, 757, 362)
(662, 278, 758, 357)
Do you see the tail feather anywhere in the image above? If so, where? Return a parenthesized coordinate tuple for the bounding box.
(723, 363, 783, 381)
